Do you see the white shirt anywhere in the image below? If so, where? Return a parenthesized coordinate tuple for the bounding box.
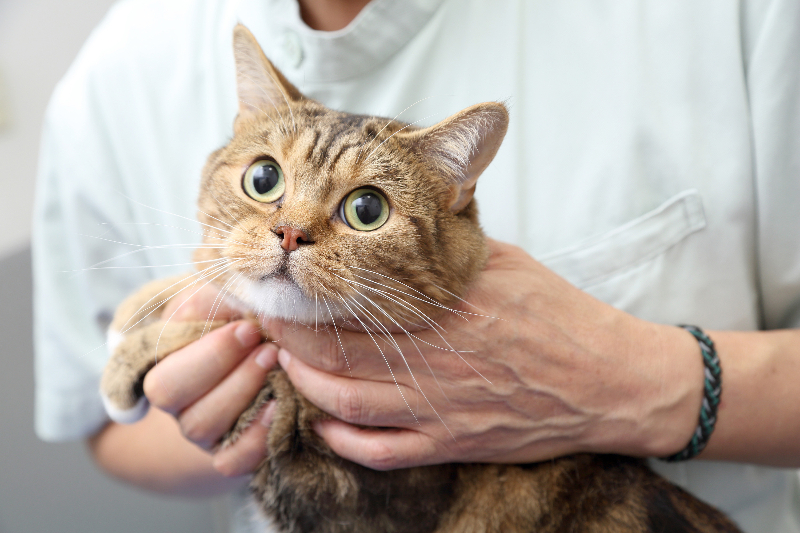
(33, 0, 800, 531)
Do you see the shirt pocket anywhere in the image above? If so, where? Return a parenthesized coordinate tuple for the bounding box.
(537, 189, 706, 290)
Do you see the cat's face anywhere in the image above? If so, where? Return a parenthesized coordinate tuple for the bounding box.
(194, 25, 508, 329)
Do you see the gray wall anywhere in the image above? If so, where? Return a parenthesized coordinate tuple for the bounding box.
(0, 248, 226, 533)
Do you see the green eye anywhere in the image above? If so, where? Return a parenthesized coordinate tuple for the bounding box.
(243, 160, 285, 203)
(341, 188, 389, 231)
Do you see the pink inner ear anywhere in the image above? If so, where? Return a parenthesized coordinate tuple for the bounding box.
(232, 25, 303, 126)
(413, 103, 508, 212)
(449, 183, 477, 213)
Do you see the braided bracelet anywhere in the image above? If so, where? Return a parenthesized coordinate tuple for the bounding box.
(660, 325, 722, 462)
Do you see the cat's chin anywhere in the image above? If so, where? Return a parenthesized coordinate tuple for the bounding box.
(228, 276, 338, 325)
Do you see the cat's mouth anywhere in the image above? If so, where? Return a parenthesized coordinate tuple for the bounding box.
(261, 255, 292, 283)
(261, 265, 291, 284)
(266, 273, 291, 283)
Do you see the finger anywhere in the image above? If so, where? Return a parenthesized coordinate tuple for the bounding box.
(178, 343, 278, 449)
(265, 319, 400, 376)
(143, 320, 263, 413)
(313, 418, 440, 470)
(278, 348, 418, 427)
(212, 401, 276, 477)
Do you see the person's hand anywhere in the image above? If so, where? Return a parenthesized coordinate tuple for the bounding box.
(142, 285, 278, 477)
(265, 239, 705, 470)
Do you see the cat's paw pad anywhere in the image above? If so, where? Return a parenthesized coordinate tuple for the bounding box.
(101, 392, 150, 424)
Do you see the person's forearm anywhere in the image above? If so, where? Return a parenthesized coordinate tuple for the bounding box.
(693, 329, 800, 466)
(87, 407, 247, 497)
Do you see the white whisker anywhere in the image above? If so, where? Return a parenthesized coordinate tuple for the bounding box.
(238, 97, 281, 131)
(321, 294, 351, 376)
(346, 266, 498, 321)
(345, 294, 454, 440)
(357, 95, 453, 163)
(335, 274, 490, 385)
(363, 113, 438, 163)
(207, 191, 242, 225)
(152, 265, 234, 365)
(117, 260, 240, 336)
(335, 294, 418, 425)
(62, 257, 228, 273)
(114, 191, 246, 243)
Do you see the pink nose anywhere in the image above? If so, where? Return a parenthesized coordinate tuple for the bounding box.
(274, 226, 309, 252)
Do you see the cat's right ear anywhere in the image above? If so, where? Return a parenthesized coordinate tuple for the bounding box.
(232, 24, 303, 131)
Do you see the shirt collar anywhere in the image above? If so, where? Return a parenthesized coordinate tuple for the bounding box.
(241, 0, 444, 83)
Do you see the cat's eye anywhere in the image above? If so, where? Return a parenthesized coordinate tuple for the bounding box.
(243, 159, 285, 203)
(341, 188, 389, 231)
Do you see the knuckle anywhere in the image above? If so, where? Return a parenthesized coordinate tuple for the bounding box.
(336, 385, 367, 424)
(362, 440, 399, 471)
(178, 412, 213, 448)
(209, 327, 247, 364)
(318, 333, 348, 373)
(142, 373, 170, 410)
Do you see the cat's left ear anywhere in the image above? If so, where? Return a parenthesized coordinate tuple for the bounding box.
(401, 102, 509, 212)
(232, 24, 304, 129)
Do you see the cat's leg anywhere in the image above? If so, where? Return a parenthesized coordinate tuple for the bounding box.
(100, 275, 228, 423)
(106, 274, 201, 349)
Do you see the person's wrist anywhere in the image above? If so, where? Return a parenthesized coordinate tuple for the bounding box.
(576, 317, 705, 458)
(636, 323, 706, 457)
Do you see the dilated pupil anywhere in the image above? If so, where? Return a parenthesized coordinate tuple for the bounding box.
(253, 164, 279, 194)
(353, 193, 382, 225)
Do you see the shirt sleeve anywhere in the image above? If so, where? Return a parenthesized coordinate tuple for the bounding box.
(32, 24, 154, 441)
(745, 0, 800, 330)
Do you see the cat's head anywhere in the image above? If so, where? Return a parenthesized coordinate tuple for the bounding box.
(195, 25, 508, 330)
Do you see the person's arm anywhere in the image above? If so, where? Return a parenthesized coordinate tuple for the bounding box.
(88, 408, 242, 498)
(265, 239, 800, 471)
(697, 329, 800, 465)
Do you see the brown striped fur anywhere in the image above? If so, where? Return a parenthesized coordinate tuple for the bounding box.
(100, 25, 742, 533)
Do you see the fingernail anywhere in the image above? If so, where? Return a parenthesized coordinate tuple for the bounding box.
(254, 343, 278, 369)
(234, 321, 259, 347)
(278, 348, 292, 367)
(260, 400, 277, 427)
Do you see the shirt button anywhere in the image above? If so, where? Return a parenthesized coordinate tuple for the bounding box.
(281, 31, 303, 68)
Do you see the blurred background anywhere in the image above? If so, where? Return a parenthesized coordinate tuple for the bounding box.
(0, 1, 223, 531)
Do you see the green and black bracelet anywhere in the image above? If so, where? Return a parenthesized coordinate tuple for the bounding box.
(660, 325, 722, 462)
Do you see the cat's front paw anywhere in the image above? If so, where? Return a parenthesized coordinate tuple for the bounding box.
(100, 320, 225, 424)
(100, 327, 151, 423)
(101, 388, 151, 424)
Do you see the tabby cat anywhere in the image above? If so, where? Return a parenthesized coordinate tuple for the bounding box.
(100, 24, 742, 533)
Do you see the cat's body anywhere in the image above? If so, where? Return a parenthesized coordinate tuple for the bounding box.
(100, 25, 742, 533)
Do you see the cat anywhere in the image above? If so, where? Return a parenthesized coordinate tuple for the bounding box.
(99, 24, 742, 533)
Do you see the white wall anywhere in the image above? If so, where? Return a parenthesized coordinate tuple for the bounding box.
(0, 0, 116, 257)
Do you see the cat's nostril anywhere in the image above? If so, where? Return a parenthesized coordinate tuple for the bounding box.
(273, 225, 311, 252)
